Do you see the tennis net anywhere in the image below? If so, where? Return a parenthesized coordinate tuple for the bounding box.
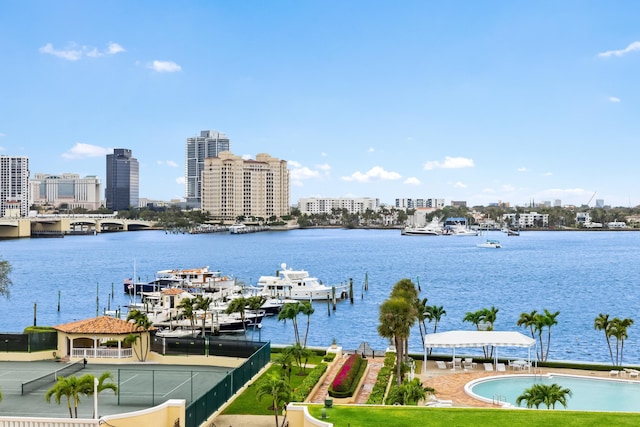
(21, 360, 86, 395)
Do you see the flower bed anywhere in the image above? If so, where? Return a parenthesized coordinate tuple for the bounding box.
(328, 354, 366, 398)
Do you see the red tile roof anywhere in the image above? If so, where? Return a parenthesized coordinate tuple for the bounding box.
(54, 316, 156, 334)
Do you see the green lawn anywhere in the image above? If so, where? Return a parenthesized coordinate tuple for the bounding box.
(306, 405, 640, 427)
(223, 364, 311, 415)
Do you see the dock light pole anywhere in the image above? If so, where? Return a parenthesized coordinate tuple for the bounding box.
(94, 377, 99, 419)
(33, 303, 37, 327)
(5, 339, 8, 353)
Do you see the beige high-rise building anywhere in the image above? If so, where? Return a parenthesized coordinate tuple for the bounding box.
(202, 151, 290, 222)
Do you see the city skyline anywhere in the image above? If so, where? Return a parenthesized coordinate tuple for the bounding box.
(1, 2, 640, 208)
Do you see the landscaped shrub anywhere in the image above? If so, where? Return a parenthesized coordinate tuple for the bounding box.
(291, 362, 328, 402)
(328, 354, 366, 398)
(366, 352, 396, 404)
(323, 353, 336, 362)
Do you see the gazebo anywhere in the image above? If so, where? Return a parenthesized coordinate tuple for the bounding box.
(423, 330, 536, 374)
(54, 316, 155, 360)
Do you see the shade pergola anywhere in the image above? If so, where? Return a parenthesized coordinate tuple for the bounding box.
(423, 330, 536, 373)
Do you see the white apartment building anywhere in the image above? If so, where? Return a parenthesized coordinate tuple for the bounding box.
(298, 197, 380, 215)
(395, 198, 444, 210)
(30, 173, 102, 210)
(503, 211, 549, 228)
(0, 155, 29, 217)
(202, 151, 289, 222)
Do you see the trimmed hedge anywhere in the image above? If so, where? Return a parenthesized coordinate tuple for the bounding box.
(366, 353, 396, 404)
(291, 362, 328, 402)
(323, 353, 336, 362)
(328, 354, 367, 398)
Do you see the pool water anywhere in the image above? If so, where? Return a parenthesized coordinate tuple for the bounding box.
(467, 374, 640, 412)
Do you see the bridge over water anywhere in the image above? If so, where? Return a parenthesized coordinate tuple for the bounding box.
(0, 215, 154, 238)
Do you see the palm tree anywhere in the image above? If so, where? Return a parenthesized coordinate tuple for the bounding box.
(256, 371, 291, 427)
(126, 309, 153, 361)
(288, 343, 312, 375)
(463, 309, 490, 357)
(225, 296, 248, 334)
(517, 310, 539, 359)
(539, 309, 560, 362)
(547, 383, 572, 409)
(389, 278, 419, 362)
(427, 305, 446, 334)
(378, 295, 416, 385)
(517, 382, 572, 409)
(277, 303, 302, 346)
(177, 297, 197, 336)
(195, 295, 212, 336)
(80, 372, 118, 417)
(274, 346, 295, 384)
(299, 301, 314, 348)
(609, 317, 634, 366)
(387, 378, 430, 405)
(516, 383, 544, 409)
(45, 376, 74, 417)
(415, 297, 429, 348)
(594, 313, 614, 365)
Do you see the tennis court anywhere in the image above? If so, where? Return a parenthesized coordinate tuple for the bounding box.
(0, 360, 231, 419)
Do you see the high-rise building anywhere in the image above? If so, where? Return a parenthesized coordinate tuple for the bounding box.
(185, 130, 230, 207)
(105, 149, 139, 211)
(0, 155, 29, 217)
(202, 151, 289, 221)
(30, 173, 102, 210)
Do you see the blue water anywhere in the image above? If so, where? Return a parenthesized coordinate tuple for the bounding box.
(470, 375, 640, 411)
(0, 229, 639, 364)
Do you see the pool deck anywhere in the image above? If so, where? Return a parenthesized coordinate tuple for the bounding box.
(415, 361, 634, 408)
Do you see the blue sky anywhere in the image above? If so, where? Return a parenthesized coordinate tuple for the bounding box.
(1, 1, 639, 208)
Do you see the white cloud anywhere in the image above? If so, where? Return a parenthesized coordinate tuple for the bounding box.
(176, 176, 185, 185)
(368, 147, 375, 153)
(517, 167, 527, 172)
(609, 96, 621, 103)
(241, 154, 252, 160)
(107, 42, 126, 55)
(39, 43, 83, 61)
(149, 60, 182, 72)
(317, 163, 331, 173)
(291, 166, 320, 181)
(424, 156, 475, 170)
(39, 42, 126, 61)
(62, 143, 110, 159)
(598, 41, 640, 58)
(321, 152, 327, 157)
(453, 181, 467, 188)
(404, 177, 421, 185)
(341, 166, 401, 183)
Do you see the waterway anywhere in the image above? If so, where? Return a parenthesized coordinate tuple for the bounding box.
(0, 228, 638, 364)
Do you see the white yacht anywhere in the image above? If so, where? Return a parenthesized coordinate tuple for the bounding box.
(401, 217, 443, 236)
(256, 263, 350, 301)
(477, 239, 502, 248)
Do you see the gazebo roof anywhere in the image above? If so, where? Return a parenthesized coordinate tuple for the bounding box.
(424, 330, 535, 348)
(54, 316, 156, 335)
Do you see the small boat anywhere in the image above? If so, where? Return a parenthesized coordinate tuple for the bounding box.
(477, 239, 502, 248)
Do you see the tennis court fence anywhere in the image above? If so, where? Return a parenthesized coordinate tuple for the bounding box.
(21, 360, 86, 395)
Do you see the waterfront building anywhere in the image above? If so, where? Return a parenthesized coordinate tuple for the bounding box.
(105, 149, 139, 211)
(395, 198, 444, 210)
(30, 173, 101, 211)
(0, 155, 29, 217)
(185, 130, 230, 208)
(299, 197, 380, 215)
(503, 211, 549, 228)
(450, 200, 467, 207)
(202, 151, 289, 222)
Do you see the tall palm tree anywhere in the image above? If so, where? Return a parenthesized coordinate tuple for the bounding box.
(126, 309, 153, 361)
(463, 309, 489, 357)
(195, 295, 212, 336)
(540, 309, 560, 362)
(594, 313, 614, 365)
(256, 371, 291, 427)
(609, 317, 634, 366)
(378, 296, 416, 385)
(299, 301, 314, 348)
(517, 310, 539, 359)
(427, 305, 446, 334)
(389, 279, 419, 361)
(274, 346, 295, 384)
(225, 296, 248, 334)
(415, 297, 429, 348)
(277, 303, 301, 346)
(45, 376, 74, 417)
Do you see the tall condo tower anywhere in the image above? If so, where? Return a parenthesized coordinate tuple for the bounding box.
(185, 130, 230, 207)
(105, 149, 139, 211)
(0, 155, 29, 217)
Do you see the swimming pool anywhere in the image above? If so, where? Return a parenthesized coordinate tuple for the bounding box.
(466, 374, 640, 412)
